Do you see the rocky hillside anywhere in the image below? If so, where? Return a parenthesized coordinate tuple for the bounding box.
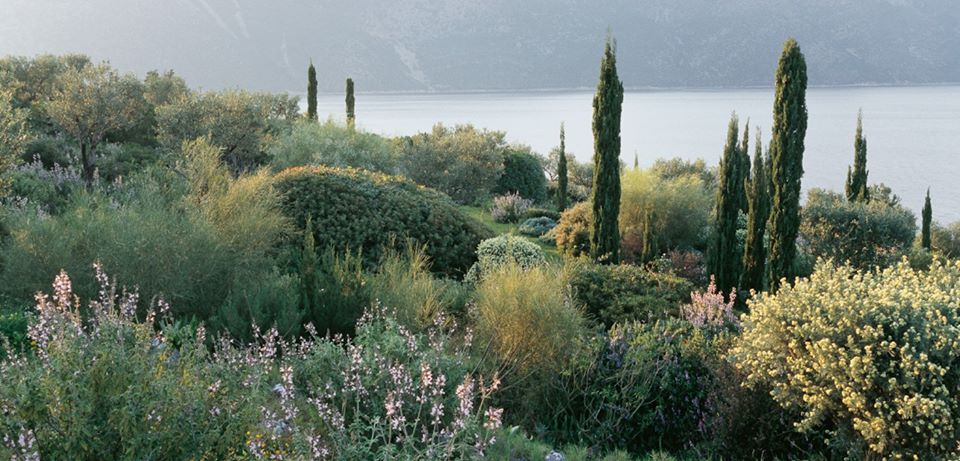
(1, 0, 957, 91)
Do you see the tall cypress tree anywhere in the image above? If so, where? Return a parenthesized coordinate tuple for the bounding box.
(737, 120, 752, 213)
(742, 129, 770, 296)
(922, 188, 932, 250)
(767, 38, 808, 291)
(345, 78, 356, 128)
(556, 123, 569, 211)
(709, 113, 743, 295)
(633, 152, 639, 169)
(590, 36, 624, 265)
(307, 62, 318, 121)
(845, 109, 869, 202)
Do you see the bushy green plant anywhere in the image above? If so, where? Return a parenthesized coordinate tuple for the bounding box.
(274, 165, 492, 277)
(465, 235, 546, 284)
(472, 264, 585, 423)
(543, 319, 727, 454)
(208, 269, 303, 341)
(0, 193, 235, 319)
(395, 123, 506, 205)
(555, 201, 592, 258)
(491, 192, 533, 223)
(620, 168, 712, 254)
(735, 260, 960, 460)
(156, 89, 299, 173)
(568, 261, 692, 329)
(269, 119, 397, 174)
(521, 207, 562, 221)
(366, 244, 460, 331)
(930, 221, 960, 258)
(495, 148, 547, 204)
(518, 216, 556, 237)
(0, 269, 503, 460)
(800, 188, 916, 271)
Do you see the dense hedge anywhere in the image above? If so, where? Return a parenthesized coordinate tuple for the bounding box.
(274, 166, 493, 277)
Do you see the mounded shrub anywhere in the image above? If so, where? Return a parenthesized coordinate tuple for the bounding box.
(274, 165, 493, 277)
(521, 207, 562, 221)
(800, 188, 916, 271)
(465, 235, 546, 284)
(518, 216, 556, 237)
(568, 261, 692, 329)
(735, 260, 960, 460)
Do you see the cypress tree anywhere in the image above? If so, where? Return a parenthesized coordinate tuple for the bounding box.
(709, 113, 743, 296)
(556, 123, 569, 211)
(767, 38, 808, 291)
(845, 109, 869, 202)
(922, 188, 932, 250)
(590, 36, 624, 265)
(345, 78, 355, 128)
(737, 120, 752, 213)
(633, 152, 639, 169)
(307, 61, 318, 121)
(299, 216, 319, 317)
(742, 128, 770, 296)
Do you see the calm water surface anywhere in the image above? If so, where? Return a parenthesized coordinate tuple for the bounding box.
(316, 86, 960, 221)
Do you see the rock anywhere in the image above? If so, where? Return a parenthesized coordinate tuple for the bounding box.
(545, 451, 565, 461)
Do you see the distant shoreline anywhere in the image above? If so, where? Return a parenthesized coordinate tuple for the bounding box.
(308, 81, 960, 97)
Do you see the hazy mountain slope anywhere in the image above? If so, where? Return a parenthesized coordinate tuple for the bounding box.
(0, 0, 957, 91)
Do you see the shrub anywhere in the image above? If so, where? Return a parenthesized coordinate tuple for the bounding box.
(465, 235, 546, 284)
(365, 245, 456, 331)
(555, 201, 592, 258)
(0, 193, 236, 319)
(269, 119, 397, 174)
(734, 260, 960, 460)
(620, 168, 712, 254)
(491, 192, 533, 223)
(4, 158, 83, 213)
(568, 261, 692, 329)
(208, 269, 303, 341)
(518, 216, 556, 237)
(0, 295, 30, 356)
(649, 157, 717, 191)
(396, 123, 506, 205)
(680, 276, 739, 332)
(931, 221, 960, 258)
(495, 148, 547, 204)
(521, 207, 562, 221)
(157, 89, 299, 173)
(472, 264, 584, 421)
(0, 269, 503, 460)
(274, 165, 492, 277)
(542, 319, 729, 454)
(800, 188, 916, 271)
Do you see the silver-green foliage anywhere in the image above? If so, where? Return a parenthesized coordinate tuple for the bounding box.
(465, 235, 546, 284)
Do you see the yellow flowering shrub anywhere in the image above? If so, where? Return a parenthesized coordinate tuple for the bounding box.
(734, 260, 960, 460)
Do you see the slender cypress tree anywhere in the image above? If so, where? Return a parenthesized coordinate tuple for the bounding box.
(767, 38, 808, 291)
(345, 78, 355, 128)
(845, 109, 870, 202)
(742, 129, 770, 296)
(709, 113, 743, 295)
(556, 123, 569, 211)
(307, 62, 318, 121)
(922, 188, 932, 250)
(633, 152, 639, 169)
(737, 120, 751, 213)
(590, 36, 624, 264)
